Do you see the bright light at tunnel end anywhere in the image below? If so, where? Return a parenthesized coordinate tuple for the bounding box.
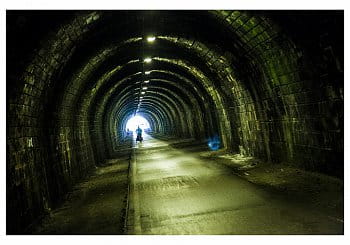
(125, 115, 151, 132)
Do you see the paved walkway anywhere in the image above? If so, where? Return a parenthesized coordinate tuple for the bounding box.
(128, 134, 343, 235)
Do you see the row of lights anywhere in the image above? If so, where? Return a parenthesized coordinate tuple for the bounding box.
(143, 35, 156, 63)
(136, 35, 157, 113)
(136, 36, 156, 113)
(143, 35, 156, 62)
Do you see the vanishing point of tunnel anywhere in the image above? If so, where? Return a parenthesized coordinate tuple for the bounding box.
(6, 10, 344, 235)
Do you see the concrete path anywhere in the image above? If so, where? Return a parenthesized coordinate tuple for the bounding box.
(128, 134, 343, 235)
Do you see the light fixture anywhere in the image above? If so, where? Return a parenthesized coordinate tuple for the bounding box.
(141, 91, 145, 94)
(145, 71, 151, 75)
(144, 58, 152, 63)
(144, 80, 150, 83)
(142, 87, 148, 90)
(147, 36, 156, 42)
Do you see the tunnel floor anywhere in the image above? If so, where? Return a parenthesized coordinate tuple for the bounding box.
(31, 135, 343, 235)
(33, 156, 130, 235)
(127, 134, 343, 235)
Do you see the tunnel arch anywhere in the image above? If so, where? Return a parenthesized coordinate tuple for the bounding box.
(6, 10, 343, 233)
(85, 55, 227, 161)
(104, 81, 190, 154)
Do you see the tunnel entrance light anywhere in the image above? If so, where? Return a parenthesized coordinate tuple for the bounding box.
(145, 71, 151, 75)
(126, 115, 150, 132)
(147, 36, 156, 42)
(144, 58, 152, 63)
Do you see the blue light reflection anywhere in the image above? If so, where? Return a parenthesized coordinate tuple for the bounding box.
(208, 135, 220, 151)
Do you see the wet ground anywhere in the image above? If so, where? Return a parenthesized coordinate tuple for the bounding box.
(32, 134, 343, 235)
(127, 134, 343, 235)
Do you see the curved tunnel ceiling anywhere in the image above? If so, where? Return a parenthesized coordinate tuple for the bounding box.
(8, 10, 341, 160)
(6, 10, 344, 233)
(6, 10, 343, 171)
(39, 11, 253, 154)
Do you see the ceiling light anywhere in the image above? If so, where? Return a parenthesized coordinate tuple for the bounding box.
(147, 36, 156, 42)
(142, 87, 148, 90)
(141, 91, 145, 94)
(144, 80, 150, 83)
(144, 58, 152, 63)
(145, 71, 151, 75)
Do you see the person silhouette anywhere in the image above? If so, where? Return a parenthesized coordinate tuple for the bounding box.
(136, 126, 143, 142)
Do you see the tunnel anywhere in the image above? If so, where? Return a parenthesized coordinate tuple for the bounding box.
(6, 10, 344, 235)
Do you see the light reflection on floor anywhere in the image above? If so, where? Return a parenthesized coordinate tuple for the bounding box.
(129, 134, 343, 235)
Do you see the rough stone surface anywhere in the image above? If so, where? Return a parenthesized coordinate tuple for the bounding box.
(6, 10, 343, 233)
